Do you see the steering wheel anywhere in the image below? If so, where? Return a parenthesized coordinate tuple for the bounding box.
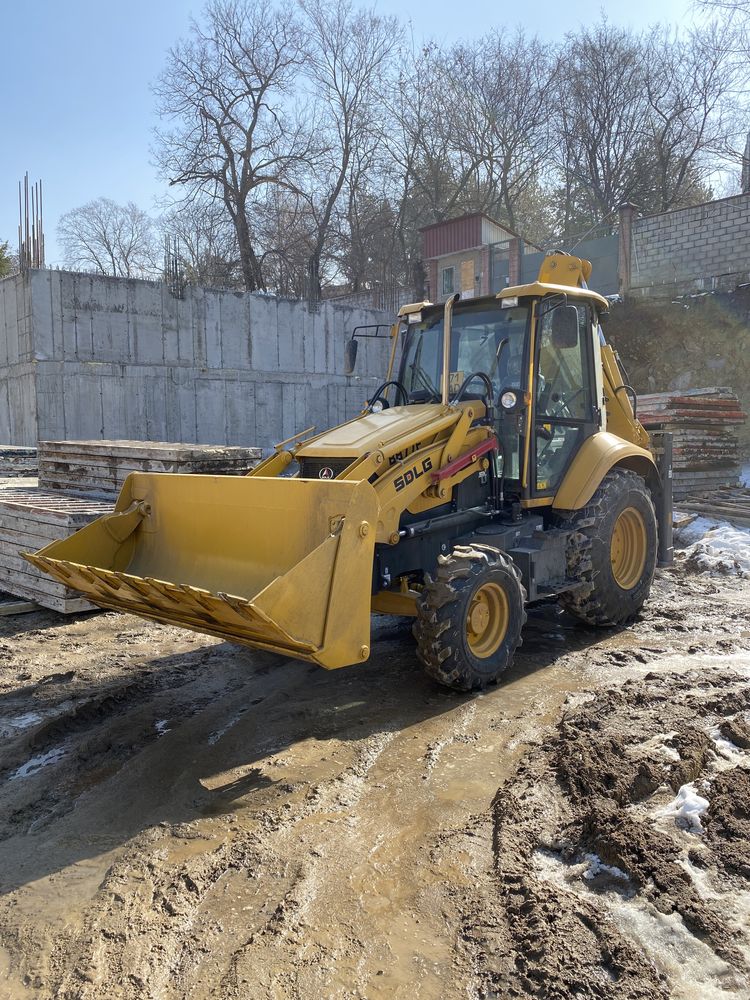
(549, 387, 586, 419)
(367, 380, 409, 411)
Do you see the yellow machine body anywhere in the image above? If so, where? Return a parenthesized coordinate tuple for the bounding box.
(26, 252, 664, 671)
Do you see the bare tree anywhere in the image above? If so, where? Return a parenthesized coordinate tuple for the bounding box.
(299, 0, 399, 301)
(160, 196, 241, 286)
(557, 22, 651, 234)
(58, 198, 157, 277)
(153, 0, 308, 291)
(643, 24, 739, 211)
(449, 31, 557, 231)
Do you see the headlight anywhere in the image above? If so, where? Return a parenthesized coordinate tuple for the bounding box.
(500, 390, 518, 410)
(371, 399, 385, 413)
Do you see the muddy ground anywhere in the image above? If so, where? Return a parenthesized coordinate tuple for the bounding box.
(0, 566, 749, 999)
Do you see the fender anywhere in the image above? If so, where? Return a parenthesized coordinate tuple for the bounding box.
(553, 431, 658, 511)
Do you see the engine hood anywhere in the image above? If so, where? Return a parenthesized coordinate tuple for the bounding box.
(296, 403, 456, 460)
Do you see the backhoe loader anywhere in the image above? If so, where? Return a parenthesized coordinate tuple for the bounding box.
(26, 253, 673, 691)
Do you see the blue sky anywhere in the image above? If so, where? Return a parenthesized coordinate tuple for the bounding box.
(1, 0, 693, 265)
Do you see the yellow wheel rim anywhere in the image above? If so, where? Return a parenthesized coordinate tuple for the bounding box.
(610, 506, 647, 590)
(466, 582, 509, 658)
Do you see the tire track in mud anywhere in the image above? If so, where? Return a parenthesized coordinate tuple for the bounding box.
(44, 727, 400, 999)
(1, 574, 750, 999)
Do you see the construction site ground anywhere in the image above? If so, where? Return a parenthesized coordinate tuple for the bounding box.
(0, 563, 749, 999)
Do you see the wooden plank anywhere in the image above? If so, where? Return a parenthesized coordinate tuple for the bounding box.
(38, 452, 258, 470)
(0, 599, 39, 616)
(0, 559, 90, 600)
(0, 576, 95, 613)
(39, 440, 262, 462)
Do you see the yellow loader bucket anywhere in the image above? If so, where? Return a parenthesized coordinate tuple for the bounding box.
(24, 473, 379, 669)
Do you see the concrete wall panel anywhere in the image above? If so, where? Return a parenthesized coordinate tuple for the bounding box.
(0, 270, 393, 449)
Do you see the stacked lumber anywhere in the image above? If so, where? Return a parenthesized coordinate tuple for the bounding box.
(676, 486, 750, 529)
(0, 487, 113, 613)
(38, 440, 262, 496)
(637, 388, 747, 500)
(0, 446, 38, 478)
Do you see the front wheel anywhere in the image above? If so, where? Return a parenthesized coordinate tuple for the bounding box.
(413, 544, 527, 691)
(555, 468, 657, 627)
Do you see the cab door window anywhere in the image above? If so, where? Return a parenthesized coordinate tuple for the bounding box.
(534, 303, 592, 493)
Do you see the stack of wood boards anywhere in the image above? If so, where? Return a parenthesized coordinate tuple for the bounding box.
(0, 487, 113, 613)
(637, 388, 747, 500)
(38, 440, 263, 496)
(0, 447, 38, 479)
(674, 487, 750, 528)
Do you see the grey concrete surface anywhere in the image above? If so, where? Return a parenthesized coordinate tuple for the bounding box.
(0, 270, 395, 448)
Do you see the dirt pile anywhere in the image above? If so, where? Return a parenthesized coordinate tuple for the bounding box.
(466, 663, 750, 998)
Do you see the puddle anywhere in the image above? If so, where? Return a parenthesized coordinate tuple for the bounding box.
(0, 712, 44, 741)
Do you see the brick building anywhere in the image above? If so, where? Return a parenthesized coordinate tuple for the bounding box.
(421, 195, 750, 302)
(421, 213, 540, 303)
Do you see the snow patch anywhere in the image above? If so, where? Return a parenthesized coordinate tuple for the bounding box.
(154, 719, 170, 737)
(663, 783, 710, 833)
(207, 710, 246, 746)
(9, 746, 67, 781)
(675, 517, 750, 579)
(708, 725, 749, 767)
(534, 847, 741, 997)
(582, 853, 630, 882)
(634, 731, 681, 762)
(0, 711, 43, 739)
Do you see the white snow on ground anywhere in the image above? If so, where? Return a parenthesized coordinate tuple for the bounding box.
(207, 709, 246, 746)
(9, 746, 67, 781)
(675, 516, 750, 578)
(534, 848, 738, 999)
(708, 725, 750, 767)
(582, 853, 630, 882)
(0, 711, 43, 740)
(662, 783, 710, 833)
(154, 719, 171, 737)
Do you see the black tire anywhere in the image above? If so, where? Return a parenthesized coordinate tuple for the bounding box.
(413, 544, 527, 692)
(555, 468, 657, 627)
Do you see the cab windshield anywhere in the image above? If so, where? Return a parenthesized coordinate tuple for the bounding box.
(400, 302, 529, 403)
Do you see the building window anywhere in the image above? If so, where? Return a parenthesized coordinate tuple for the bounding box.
(442, 266, 455, 295)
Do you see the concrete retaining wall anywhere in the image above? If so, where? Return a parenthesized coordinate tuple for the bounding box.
(0, 274, 37, 445)
(0, 270, 394, 448)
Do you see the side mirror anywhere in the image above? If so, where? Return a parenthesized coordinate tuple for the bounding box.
(550, 305, 579, 350)
(344, 338, 358, 375)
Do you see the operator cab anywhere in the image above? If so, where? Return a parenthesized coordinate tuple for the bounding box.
(393, 292, 603, 502)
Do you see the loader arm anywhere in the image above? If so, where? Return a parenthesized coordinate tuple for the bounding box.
(25, 400, 495, 669)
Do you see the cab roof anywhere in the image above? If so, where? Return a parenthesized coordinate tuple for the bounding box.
(497, 281, 610, 311)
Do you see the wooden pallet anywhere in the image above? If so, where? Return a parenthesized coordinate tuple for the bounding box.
(0, 446, 38, 478)
(0, 486, 113, 613)
(38, 440, 262, 496)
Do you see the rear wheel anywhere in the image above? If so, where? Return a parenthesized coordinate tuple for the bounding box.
(414, 544, 526, 691)
(556, 468, 657, 626)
